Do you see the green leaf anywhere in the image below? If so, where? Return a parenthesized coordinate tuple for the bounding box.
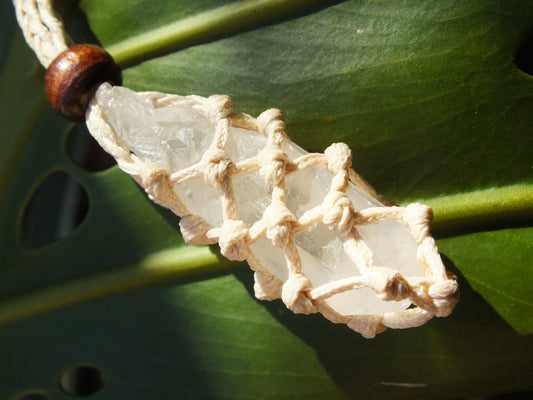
(1, 1, 532, 399)
(438, 227, 533, 334)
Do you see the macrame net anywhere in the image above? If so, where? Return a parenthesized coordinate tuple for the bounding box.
(86, 84, 459, 338)
(13, 0, 458, 338)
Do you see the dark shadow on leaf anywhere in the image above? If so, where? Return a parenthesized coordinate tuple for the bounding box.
(55, 0, 102, 46)
(21, 171, 89, 249)
(434, 214, 533, 240)
(66, 124, 117, 172)
(233, 254, 533, 399)
(515, 29, 533, 77)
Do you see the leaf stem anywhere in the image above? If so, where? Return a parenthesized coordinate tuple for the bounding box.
(107, 0, 338, 68)
(0, 246, 237, 327)
(424, 183, 533, 237)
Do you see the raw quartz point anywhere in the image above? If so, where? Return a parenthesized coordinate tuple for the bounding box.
(95, 84, 422, 316)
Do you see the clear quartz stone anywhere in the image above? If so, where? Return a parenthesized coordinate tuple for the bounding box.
(96, 85, 421, 316)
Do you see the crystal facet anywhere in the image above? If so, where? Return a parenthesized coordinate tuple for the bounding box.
(96, 85, 422, 316)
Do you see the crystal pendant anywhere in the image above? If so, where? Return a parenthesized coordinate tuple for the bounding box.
(88, 83, 458, 337)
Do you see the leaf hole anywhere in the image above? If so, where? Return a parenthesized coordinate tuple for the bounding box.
(66, 124, 116, 172)
(12, 392, 52, 400)
(515, 33, 533, 76)
(21, 171, 89, 248)
(59, 365, 106, 397)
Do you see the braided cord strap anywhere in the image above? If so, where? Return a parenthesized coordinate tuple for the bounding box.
(13, 0, 72, 67)
(87, 84, 458, 338)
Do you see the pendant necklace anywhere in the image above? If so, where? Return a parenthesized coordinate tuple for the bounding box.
(13, 0, 458, 338)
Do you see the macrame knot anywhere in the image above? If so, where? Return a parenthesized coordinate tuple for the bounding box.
(350, 210, 367, 226)
(428, 278, 459, 317)
(202, 148, 234, 189)
(179, 215, 214, 246)
(206, 94, 233, 121)
(347, 315, 386, 339)
(282, 273, 315, 314)
(323, 191, 354, 236)
(257, 108, 286, 145)
(404, 203, 433, 242)
(264, 200, 298, 249)
(254, 270, 282, 300)
(259, 145, 291, 186)
(218, 219, 249, 261)
(325, 143, 352, 176)
(366, 267, 410, 301)
(138, 166, 174, 206)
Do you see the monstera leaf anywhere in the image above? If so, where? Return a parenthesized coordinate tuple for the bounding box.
(1, 1, 532, 399)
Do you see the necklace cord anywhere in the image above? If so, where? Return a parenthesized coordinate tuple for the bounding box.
(13, 0, 73, 67)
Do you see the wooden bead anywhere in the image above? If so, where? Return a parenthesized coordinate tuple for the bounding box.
(44, 44, 122, 121)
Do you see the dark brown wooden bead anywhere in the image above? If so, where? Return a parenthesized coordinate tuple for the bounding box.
(44, 44, 122, 121)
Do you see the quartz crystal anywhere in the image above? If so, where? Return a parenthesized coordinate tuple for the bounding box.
(96, 85, 422, 316)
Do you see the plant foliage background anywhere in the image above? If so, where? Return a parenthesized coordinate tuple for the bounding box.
(0, 0, 532, 399)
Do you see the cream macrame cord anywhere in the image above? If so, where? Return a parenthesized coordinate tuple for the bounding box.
(14, 0, 72, 67)
(12, 0, 459, 338)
